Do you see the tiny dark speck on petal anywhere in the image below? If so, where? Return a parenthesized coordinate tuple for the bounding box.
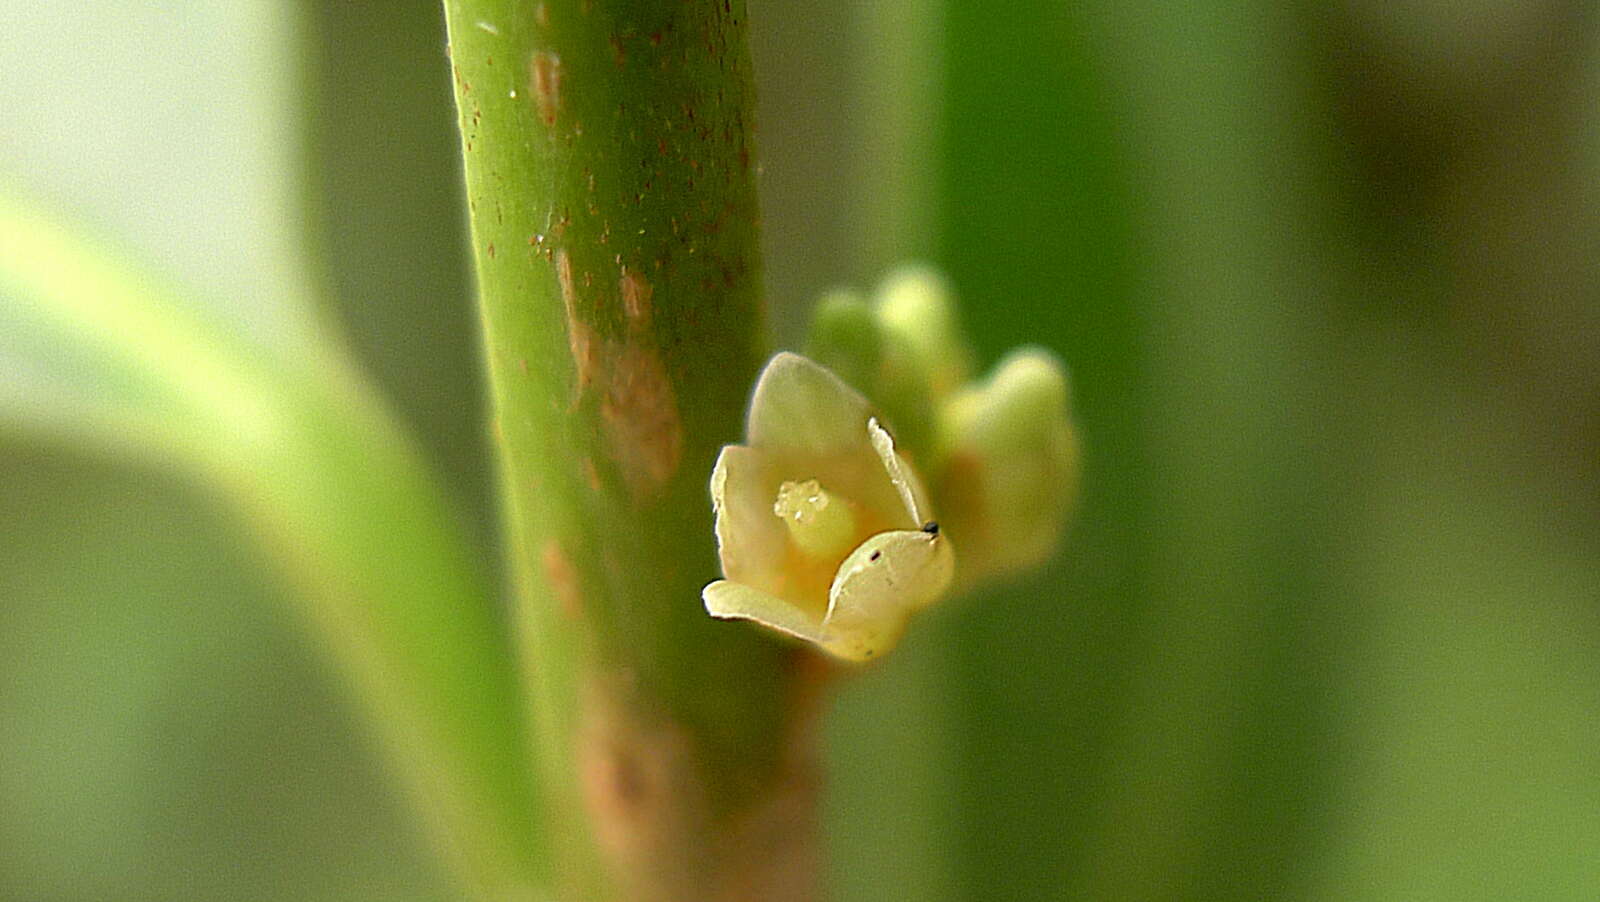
(921, 521, 939, 536)
(869, 550, 881, 562)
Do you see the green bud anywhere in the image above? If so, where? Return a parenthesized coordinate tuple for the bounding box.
(873, 264, 972, 397)
(804, 288, 882, 394)
(933, 347, 1078, 585)
(971, 347, 1071, 452)
(797, 266, 1079, 600)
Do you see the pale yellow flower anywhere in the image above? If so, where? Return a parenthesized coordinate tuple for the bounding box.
(702, 352, 954, 662)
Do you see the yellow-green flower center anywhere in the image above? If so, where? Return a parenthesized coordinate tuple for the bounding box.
(773, 478, 857, 559)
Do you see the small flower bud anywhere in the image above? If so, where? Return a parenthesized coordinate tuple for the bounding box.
(804, 288, 882, 394)
(934, 347, 1079, 585)
(874, 264, 972, 398)
(780, 266, 1080, 622)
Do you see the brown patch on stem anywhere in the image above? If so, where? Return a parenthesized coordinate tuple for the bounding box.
(620, 265, 654, 328)
(601, 344, 683, 500)
(555, 250, 596, 395)
(540, 540, 584, 620)
(712, 651, 828, 902)
(530, 51, 562, 127)
(577, 672, 823, 901)
(578, 682, 700, 894)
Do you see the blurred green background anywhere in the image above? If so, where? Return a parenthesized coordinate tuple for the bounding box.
(3, 1, 1598, 900)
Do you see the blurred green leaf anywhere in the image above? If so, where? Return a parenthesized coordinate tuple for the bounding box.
(1318, 422, 1600, 902)
(0, 2, 324, 351)
(299, 0, 497, 558)
(0, 442, 452, 902)
(0, 2, 499, 897)
(0, 192, 540, 898)
(0, 0, 544, 894)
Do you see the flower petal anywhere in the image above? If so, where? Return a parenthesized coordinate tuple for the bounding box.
(821, 528, 956, 661)
(745, 353, 918, 530)
(869, 417, 930, 525)
(709, 445, 790, 598)
(746, 351, 874, 458)
(703, 580, 828, 644)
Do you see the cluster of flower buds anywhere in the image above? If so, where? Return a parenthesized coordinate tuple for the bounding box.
(702, 266, 1079, 662)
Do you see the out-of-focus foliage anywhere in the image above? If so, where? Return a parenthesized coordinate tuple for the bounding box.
(0, 2, 486, 898)
(757, 1, 1600, 900)
(3, 0, 1598, 900)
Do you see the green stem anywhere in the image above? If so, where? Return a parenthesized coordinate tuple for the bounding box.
(442, 2, 818, 898)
